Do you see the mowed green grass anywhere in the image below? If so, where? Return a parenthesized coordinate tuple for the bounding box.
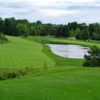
(29, 36, 100, 48)
(0, 36, 54, 68)
(0, 36, 100, 100)
(0, 68, 100, 100)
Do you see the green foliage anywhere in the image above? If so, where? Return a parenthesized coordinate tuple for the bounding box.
(89, 23, 100, 40)
(76, 28, 89, 41)
(0, 67, 32, 80)
(16, 23, 29, 36)
(0, 17, 100, 41)
(30, 25, 37, 35)
(56, 25, 69, 37)
(68, 22, 78, 30)
(4, 17, 16, 35)
(0, 32, 7, 42)
(70, 28, 81, 37)
(0, 32, 4, 39)
(84, 46, 100, 67)
(82, 29, 90, 41)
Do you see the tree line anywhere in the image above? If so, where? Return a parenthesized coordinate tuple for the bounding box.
(0, 17, 100, 40)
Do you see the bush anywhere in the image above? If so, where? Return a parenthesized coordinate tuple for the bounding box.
(0, 67, 32, 80)
(0, 32, 5, 39)
(0, 32, 7, 42)
(83, 46, 100, 67)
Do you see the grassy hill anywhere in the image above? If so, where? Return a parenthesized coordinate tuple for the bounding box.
(0, 36, 100, 100)
(0, 36, 54, 69)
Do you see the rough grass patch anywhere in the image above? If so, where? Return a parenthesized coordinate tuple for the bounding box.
(0, 67, 33, 80)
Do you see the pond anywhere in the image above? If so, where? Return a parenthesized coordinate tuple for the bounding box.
(47, 44, 89, 59)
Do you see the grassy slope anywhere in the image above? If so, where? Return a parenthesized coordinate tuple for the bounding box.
(0, 36, 54, 68)
(0, 36, 100, 100)
(28, 36, 100, 68)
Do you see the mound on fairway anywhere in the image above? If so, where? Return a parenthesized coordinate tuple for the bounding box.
(0, 36, 54, 68)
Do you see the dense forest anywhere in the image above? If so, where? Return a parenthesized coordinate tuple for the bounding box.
(0, 17, 100, 40)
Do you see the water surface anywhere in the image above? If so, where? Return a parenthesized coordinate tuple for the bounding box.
(48, 44, 89, 59)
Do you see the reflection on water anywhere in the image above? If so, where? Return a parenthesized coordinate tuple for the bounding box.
(48, 44, 89, 59)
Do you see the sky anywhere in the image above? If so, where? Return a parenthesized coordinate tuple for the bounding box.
(0, 0, 100, 24)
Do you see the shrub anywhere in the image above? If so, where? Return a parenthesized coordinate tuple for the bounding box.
(83, 46, 100, 67)
(0, 32, 5, 39)
(0, 67, 32, 80)
(0, 32, 7, 42)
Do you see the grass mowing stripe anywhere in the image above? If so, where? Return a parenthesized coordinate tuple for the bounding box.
(0, 36, 54, 69)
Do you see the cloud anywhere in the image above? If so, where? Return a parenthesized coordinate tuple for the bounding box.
(39, 9, 79, 17)
(0, 0, 100, 24)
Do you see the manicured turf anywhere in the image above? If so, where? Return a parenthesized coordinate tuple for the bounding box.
(28, 36, 100, 48)
(0, 68, 100, 100)
(0, 36, 100, 100)
(0, 36, 54, 68)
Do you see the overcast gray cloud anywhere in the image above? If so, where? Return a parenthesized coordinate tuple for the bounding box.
(0, 0, 100, 24)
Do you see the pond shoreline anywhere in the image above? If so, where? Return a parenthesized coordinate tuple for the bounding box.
(47, 44, 89, 59)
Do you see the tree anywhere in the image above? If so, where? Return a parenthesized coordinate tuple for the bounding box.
(16, 24, 29, 36)
(76, 28, 89, 41)
(4, 18, 16, 35)
(0, 18, 4, 33)
(56, 25, 69, 37)
(70, 28, 81, 37)
(84, 46, 100, 67)
(81, 29, 89, 41)
(89, 23, 100, 40)
(30, 25, 37, 36)
(0, 17, 100, 40)
(36, 20, 42, 25)
(68, 22, 78, 30)
(0, 32, 7, 41)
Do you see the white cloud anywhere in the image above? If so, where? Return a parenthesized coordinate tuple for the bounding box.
(95, 4, 100, 6)
(0, 0, 99, 24)
(39, 9, 78, 16)
(66, 0, 95, 3)
(1, 0, 95, 5)
(26, 0, 95, 3)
